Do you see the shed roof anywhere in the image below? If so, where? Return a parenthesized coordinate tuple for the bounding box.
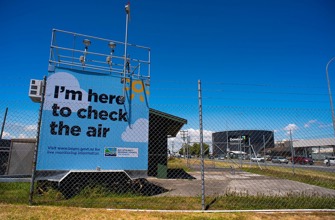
(293, 138, 335, 148)
(149, 108, 187, 137)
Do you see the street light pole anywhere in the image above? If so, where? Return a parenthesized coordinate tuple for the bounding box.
(326, 56, 335, 138)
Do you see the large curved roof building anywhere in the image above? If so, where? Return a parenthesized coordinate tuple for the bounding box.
(212, 130, 274, 156)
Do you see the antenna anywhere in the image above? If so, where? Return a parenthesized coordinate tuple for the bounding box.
(123, 2, 131, 98)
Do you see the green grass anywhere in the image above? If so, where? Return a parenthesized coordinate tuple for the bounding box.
(2, 204, 335, 220)
(1, 162, 335, 210)
(0, 182, 30, 204)
(208, 194, 335, 210)
(167, 157, 192, 172)
(1, 182, 335, 210)
(32, 189, 335, 210)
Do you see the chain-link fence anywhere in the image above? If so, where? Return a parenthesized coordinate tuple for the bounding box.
(1, 78, 335, 210)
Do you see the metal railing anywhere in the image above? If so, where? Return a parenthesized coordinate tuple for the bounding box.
(49, 29, 151, 80)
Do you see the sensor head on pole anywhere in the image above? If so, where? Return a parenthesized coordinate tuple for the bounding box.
(108, 42, 116, 49)
(125, 3, 130, 14)
(83, 39, 91, 47)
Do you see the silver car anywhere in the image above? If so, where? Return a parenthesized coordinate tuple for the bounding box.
(324, 157, 335, 166)
(251, 156, 265, 162)
(271, 156, 289, 164)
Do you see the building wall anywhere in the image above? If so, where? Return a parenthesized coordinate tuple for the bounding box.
(212, 130, 274, 156)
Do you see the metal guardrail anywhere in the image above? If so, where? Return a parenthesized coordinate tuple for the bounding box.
(49, 29, 151, 80)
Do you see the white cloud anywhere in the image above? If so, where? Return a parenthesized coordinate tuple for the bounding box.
(1, 131, 13, 139)
(304, 119, 317, 128)
(44, 72, 90, 112)
(168, 128, 214, 153)
(185, 128, 213, 143)
(18, 134, 28, 138)
(318, 123, 333, 128)
(121, 118, 149, 142)
(3, 123, 37, 139)
(24, 124, 37, 132)
(303, 119, 332, 129)
(283, 123, 298, 135)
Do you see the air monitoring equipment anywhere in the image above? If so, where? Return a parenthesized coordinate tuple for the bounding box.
(28, 79, 43, 103)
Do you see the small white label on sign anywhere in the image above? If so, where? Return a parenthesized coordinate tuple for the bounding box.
(117, 148, 139, 157)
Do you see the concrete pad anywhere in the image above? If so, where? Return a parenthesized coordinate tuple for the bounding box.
(148, 170, 335, 197)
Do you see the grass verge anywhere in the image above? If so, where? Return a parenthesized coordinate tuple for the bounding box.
(1, 182, 335, 210)
(1, 204, 335, 220)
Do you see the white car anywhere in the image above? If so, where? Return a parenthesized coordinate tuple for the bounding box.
(324, 157, 335, 166)
(251, 156, 265, 162)
(271, 156, 289, 164)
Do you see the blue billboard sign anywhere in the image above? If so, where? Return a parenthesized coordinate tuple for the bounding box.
(36, 67, 149, 170)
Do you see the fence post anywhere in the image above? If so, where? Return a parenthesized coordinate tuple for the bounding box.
(198, 80, 205, 210)
(290, 129, 295, 175)
(0, 107, 8, 139)
(29, 76, 47, 205)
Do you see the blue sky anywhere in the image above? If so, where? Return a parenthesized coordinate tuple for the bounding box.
(1, 0, 335, 142)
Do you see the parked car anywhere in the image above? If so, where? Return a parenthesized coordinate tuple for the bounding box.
(291, 156, 314, 165)
(218, 156, 225, 160)
(324, 156, 335, 166)
(271, 156, 289, 164)
(208, 155, 215, 159)
(251, 156, 265, 162)
(241, 155, 250, 160)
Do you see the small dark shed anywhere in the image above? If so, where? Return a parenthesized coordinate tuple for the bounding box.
(148, 109, 187, 177)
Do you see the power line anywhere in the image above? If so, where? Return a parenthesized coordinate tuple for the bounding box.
(202, 89, 329, 96)
(202, 82, 325, 89)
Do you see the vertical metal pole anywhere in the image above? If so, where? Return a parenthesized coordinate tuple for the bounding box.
(187, 136, 190, 163)
(181, 130, 188, 160)
(148, 49, 151, 78)
(71, 34, 76, 67)
(198, 80, 205, 211)
(187, 142, 189, 167)
(29, 76, 46, 205)
(226, 130, 229, 158)
(123, 3, 130, 98)
(318, 146, 321, 161)
(0, 107, 8, 139)
(249, 138, 251, 167)
(239, 137, 242, 168)
(263, 135, 267, 168)
(172, 140, 174, 156)
(326, 57, 335, 138)
(49, 29, 56, 64)
(290, 130, 295, 175)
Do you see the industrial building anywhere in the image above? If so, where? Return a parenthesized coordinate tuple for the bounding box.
(212, 130, 274, 157)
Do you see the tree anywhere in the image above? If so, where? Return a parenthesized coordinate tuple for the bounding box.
(178, 143, 210, 157)
(178, 144, 191, 155)
(189, 143, 210, 157)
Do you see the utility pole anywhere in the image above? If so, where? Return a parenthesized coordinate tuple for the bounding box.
(172, 141, 174, 156)
(180, 130, 188, 158)
(290, 130, 295, 175)
(326, 56, 335, 156)
(198, 80, 205, 211)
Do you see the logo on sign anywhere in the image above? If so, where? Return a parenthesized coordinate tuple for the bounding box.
(104, 147, 117, 157)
